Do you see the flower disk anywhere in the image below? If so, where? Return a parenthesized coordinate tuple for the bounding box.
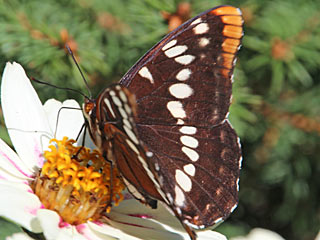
(32, 137, 125, 225)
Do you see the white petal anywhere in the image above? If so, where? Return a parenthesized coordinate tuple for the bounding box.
(111, 199, 182, 229)
(1, 62, 52, 170)
(39, 209, 138, 240)
(197, 231, 227, 240)
(38, 210, 120, 240)
(6, 232, 34, 240)
(0, 179, 42, 232)
(107, 199, 227, 240)
(37, 209, 87, 240)
(88, 221, 139, 240)
(105, 199, 186, 239)
(43, 99, 84, 141)
(104, 214, 185, 240)
(231, 228, 285, 240)
(0, 138, 33, 180)
(43, 99, 62, 135)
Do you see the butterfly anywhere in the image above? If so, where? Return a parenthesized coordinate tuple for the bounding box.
(83, 5, 243, 240)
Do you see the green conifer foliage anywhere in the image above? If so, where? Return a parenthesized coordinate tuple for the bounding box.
(0, 0, 319, 239)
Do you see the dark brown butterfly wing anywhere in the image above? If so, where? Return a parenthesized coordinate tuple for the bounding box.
(119, 5, 243, 229)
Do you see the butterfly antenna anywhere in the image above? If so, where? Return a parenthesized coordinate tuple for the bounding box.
(66, 44, 92, 99)
(31, 77, 88, 99)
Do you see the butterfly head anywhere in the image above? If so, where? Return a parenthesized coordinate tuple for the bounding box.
(83, 97, 102, 149)
(83, 98, 96, 119)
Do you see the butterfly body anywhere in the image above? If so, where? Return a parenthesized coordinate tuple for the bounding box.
(83, 86, 161, 208)
(83, 5, 243, 239)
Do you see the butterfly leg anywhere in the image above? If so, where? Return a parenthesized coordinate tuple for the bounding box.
(102, 150, 114, 212)
(172, 208, 197, 240)
(184, 224, 196, 240)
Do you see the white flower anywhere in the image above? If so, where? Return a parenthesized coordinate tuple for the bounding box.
(0, 62, 226, 240)
(230, 228, 285, 240)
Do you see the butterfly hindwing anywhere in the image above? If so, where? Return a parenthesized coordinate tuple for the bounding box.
(87, 85, 165, 208)
(119, 5, 243, 229)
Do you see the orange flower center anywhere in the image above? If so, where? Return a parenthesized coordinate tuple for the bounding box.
(32, 137, 125, 225)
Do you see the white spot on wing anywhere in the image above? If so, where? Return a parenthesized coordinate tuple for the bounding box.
(111, 96, 122, 107)
(123, 118, 132, 129)
(138, 66, 154, 84)
(104, 98, 116, 118)
(162, 39, 177, 51)
(137, 155, 170, 205)
(180, 135, 198, 148)
(167, 101, 186, 118)
(126, 139, 139, 155)
(164, 45, 188, 58)
(175, 55, 195, 65)
(176, 68, 192, 81)
(184, 221, 205, 229)
(177, 119, 184, 125)
(183, 164, 195, 177)
(154, 162, 159, 171)
(214, 217, 224, 225)
(124, 103, 132, 114)
(124, 125, 139, 144)
(230, 203, 238, 213)
(169, 83, 193, 99)
(146, 151, 153, 158)
(138, 156, 152, 175)
(239, 154, 243, 170)
(175, 207, 182, 215)
(123, 178, 145, 201)
(182, 146, 199, 162)
(191, 18, 202, 25)
(236, 178, 240, 191)
(179, 126, 197, 135)
(193, 23, 209, 34)
(166, 192, 173, 203)
(119, 90, 128, 103)
(174, 185, 185, 207)
(199, 37, 210, 47)
(175, 169, 192, 192)
(119, 107, 128, 119)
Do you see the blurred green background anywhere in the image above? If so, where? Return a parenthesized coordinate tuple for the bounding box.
(0, 0, 319, 239)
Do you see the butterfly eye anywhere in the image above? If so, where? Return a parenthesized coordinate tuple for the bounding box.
(83, 100, 95, 115)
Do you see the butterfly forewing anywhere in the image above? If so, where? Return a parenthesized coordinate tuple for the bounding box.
(119, 5, 243, 229)
(120, 6, 242, 127)
(84, 85, 163, 208)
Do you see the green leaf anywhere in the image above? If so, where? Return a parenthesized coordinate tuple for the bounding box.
(0, 217, 23, 239)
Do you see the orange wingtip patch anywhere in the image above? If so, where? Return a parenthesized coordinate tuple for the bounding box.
(222, 53, 235, 60)
(221, 68, 231, 78)
(223, 25, 243, 39)
(221, 15, 243, 26)
(210, 6, 241, 16)
(224, 38, 241, 46)
(222, 45, 237, 54)
(222, 38, 240, 53)
(222, 53, 235, 69)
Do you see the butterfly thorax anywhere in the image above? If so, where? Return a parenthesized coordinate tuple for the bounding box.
(83, 98, 104, 151)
